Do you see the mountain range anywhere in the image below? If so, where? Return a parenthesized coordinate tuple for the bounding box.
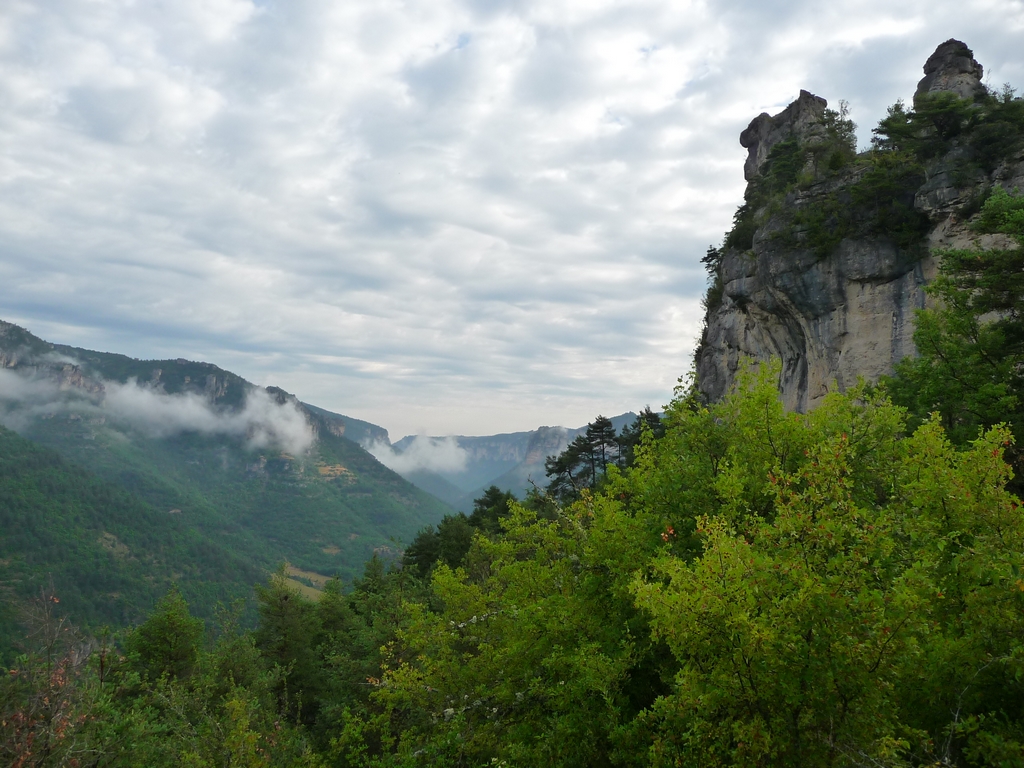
(381, 413, 640, 511)
(0, 318, 643, 652)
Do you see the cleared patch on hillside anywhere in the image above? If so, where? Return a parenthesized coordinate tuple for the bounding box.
(284, 578, 323, 601)
(316, 463, 353, 480)
(98, 532, 130, 559)
(283, 564, 332, 601)
(286, 564, 330, 588)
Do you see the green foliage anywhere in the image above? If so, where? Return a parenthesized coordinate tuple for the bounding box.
(324, 366, 1024, 766)
(2, 587, 322, 767)
(634, 411, 1023, 767)
(723, 199, 759, 251)
(402, 513, 477, 577)
(544, 412, 663, 504)
(19, 411, 449, 582)
(731, 87, 1022, 268)
(872, 90, 1024, 173)
(401, 525, 442, 578)
(702, 245, 726, 313)
(818, 99, 858, 170)
(6, 368, 1024, 766)
(784, 149, 929, 257)
(617, 407, 665, 468)
(758, 137, 806, 194)
(336, 497, 668, 767)
(467, 485, 517, 535)
(722, 105, 857, 255)
(403, 486, 520, 578)
(787, 189, 851, 255)
(126, 588, 204, 681)
(886, 189, 1024, 478)
(872, 94, 972, 158)
(976, 186, 1024, 242)
(544, 416, 618, 503)
(254, 569, 325, 722)
(724, 139, 804, 251)
(849, 151, 930, 247)
(0, 425, 261, 662)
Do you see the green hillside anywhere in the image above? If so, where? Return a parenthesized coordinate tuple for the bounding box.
(0, 321, 451, 658)
(17, 406, 448, 580)
(0, 425, 261, 664)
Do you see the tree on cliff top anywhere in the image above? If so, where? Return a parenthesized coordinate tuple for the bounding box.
(886, 188, 1024, 479)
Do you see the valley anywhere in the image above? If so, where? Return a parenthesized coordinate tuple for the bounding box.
(0, 319, 641, 653)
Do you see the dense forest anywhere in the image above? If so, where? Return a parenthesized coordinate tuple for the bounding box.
(4, 87, 1024, 766)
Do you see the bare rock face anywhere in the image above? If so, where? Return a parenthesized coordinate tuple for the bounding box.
(740, 90, 828, 181)
(914, 39, 985, 105)
(695, 41, 1023, 411)
(697, 215, 938, 412)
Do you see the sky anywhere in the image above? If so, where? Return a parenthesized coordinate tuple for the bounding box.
(1, 0, 1022, 440)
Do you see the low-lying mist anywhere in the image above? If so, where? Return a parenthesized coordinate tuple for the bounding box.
(0, 366, 315, 455)
(366, 435, 467, 475)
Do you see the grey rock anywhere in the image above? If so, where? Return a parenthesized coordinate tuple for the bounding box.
(696, 43, 1024, 412)
(914, 39, 985, 105)
(740, 90, 828, 181)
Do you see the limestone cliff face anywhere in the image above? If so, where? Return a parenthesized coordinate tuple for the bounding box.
(696, 40, 1024, 411)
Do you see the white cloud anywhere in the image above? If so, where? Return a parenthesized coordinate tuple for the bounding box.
(0, 0, 1022, 436)
(0, 367, 54, 400)
(104, 379, 314, 454)
(366, 435, 468, 474)
(0, 366, 314, 454)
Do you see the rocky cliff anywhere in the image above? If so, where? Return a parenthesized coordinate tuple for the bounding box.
(696, 40, 1024, 411)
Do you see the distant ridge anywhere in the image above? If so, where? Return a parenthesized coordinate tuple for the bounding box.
(0, 318, 452, 651)
(389, 412, 641, 511)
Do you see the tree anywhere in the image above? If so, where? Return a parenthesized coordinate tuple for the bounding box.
(587, 415, 619, 479)
(467, 485, 517, 536)
(0, 586, 103, 768)
(402, 526, 440, 578)
(629, 364, 1024, 767)
(544, 433, 592, 503)
(435, 514, 474, 570)
(545, 416, 621, 504)
(402, 514, 476, 577)
(886, 187, 1024, 480)
(336, 494, 670, 767)
(125, 587, 203, 681)
(254, 570, 322, 722)
(617, 407, 665, 468)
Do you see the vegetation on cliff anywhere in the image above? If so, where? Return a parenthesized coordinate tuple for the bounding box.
(717, 83, 1024, 269)
(886, 187, 1024, 485)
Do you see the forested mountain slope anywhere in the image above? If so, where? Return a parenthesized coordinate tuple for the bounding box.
(0, 320, 450, 654)
(0, 425, 260, 664)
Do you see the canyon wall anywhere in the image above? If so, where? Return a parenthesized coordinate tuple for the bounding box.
(696, 40, 1024, 410)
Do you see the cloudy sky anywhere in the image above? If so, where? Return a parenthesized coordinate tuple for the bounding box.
(1, 0, 1022, 439)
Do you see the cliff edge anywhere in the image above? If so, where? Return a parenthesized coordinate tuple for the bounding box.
(696, 40, 1024, 410)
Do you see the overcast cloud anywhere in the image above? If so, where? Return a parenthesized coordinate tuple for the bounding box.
(1, 0, 1022, 438)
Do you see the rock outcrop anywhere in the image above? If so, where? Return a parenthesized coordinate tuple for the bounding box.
(914, 39, 985, 105)
(695, 41, 1024, 411)
(740, 90, 828, 181)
